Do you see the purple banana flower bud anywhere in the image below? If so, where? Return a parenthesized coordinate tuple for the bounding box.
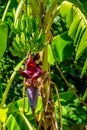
(18, 55, 45, 114)
(27, 86, 38, 114)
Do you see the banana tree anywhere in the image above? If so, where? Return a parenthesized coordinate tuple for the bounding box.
(0, 0, 87, 130)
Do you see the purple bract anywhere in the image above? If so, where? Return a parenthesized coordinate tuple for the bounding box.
(18, 55, 45, 113)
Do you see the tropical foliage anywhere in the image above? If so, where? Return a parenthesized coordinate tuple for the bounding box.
(0, 0, 87, 130)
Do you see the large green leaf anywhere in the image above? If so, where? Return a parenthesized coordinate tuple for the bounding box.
(59, 0, 87, 16)
(59, 1, 87, 60)
(6, 96, 43, 130)
(7, 96, 43, 114)
(7, 97, 29, 114)
(52, 32, 74, 62)
(6, 112, 36, 130)
(0, 22, 8, 59)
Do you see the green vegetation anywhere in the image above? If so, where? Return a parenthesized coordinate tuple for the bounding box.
(0, 0, 87, 130)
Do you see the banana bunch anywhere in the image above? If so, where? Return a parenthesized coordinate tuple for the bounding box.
(10, 14, 45, 57)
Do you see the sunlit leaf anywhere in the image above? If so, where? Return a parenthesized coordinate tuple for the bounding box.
(59, 0, 87, 16)
(0, 22, 8, 59)
(60, 1, 87, 61)
(59, 1, 73, 28)
(0, 108, 8, 122)
(74, 19, 86, 46)
(7, 96, 43, 115)
(7, 97, 29, 114)
(75, 29, 87, 60)
(59, 1, 87, 75)
(6, 112, 36, 130)
(68, 9, 82, 40)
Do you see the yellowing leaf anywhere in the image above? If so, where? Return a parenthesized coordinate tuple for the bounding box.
(36, 112, 42, 121)
(0, 108, 8, 122)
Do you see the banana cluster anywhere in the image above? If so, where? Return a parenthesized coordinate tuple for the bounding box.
(10, 14, 45, 57)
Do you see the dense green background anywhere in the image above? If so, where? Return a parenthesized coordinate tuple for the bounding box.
(0, 0, 87, 130)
